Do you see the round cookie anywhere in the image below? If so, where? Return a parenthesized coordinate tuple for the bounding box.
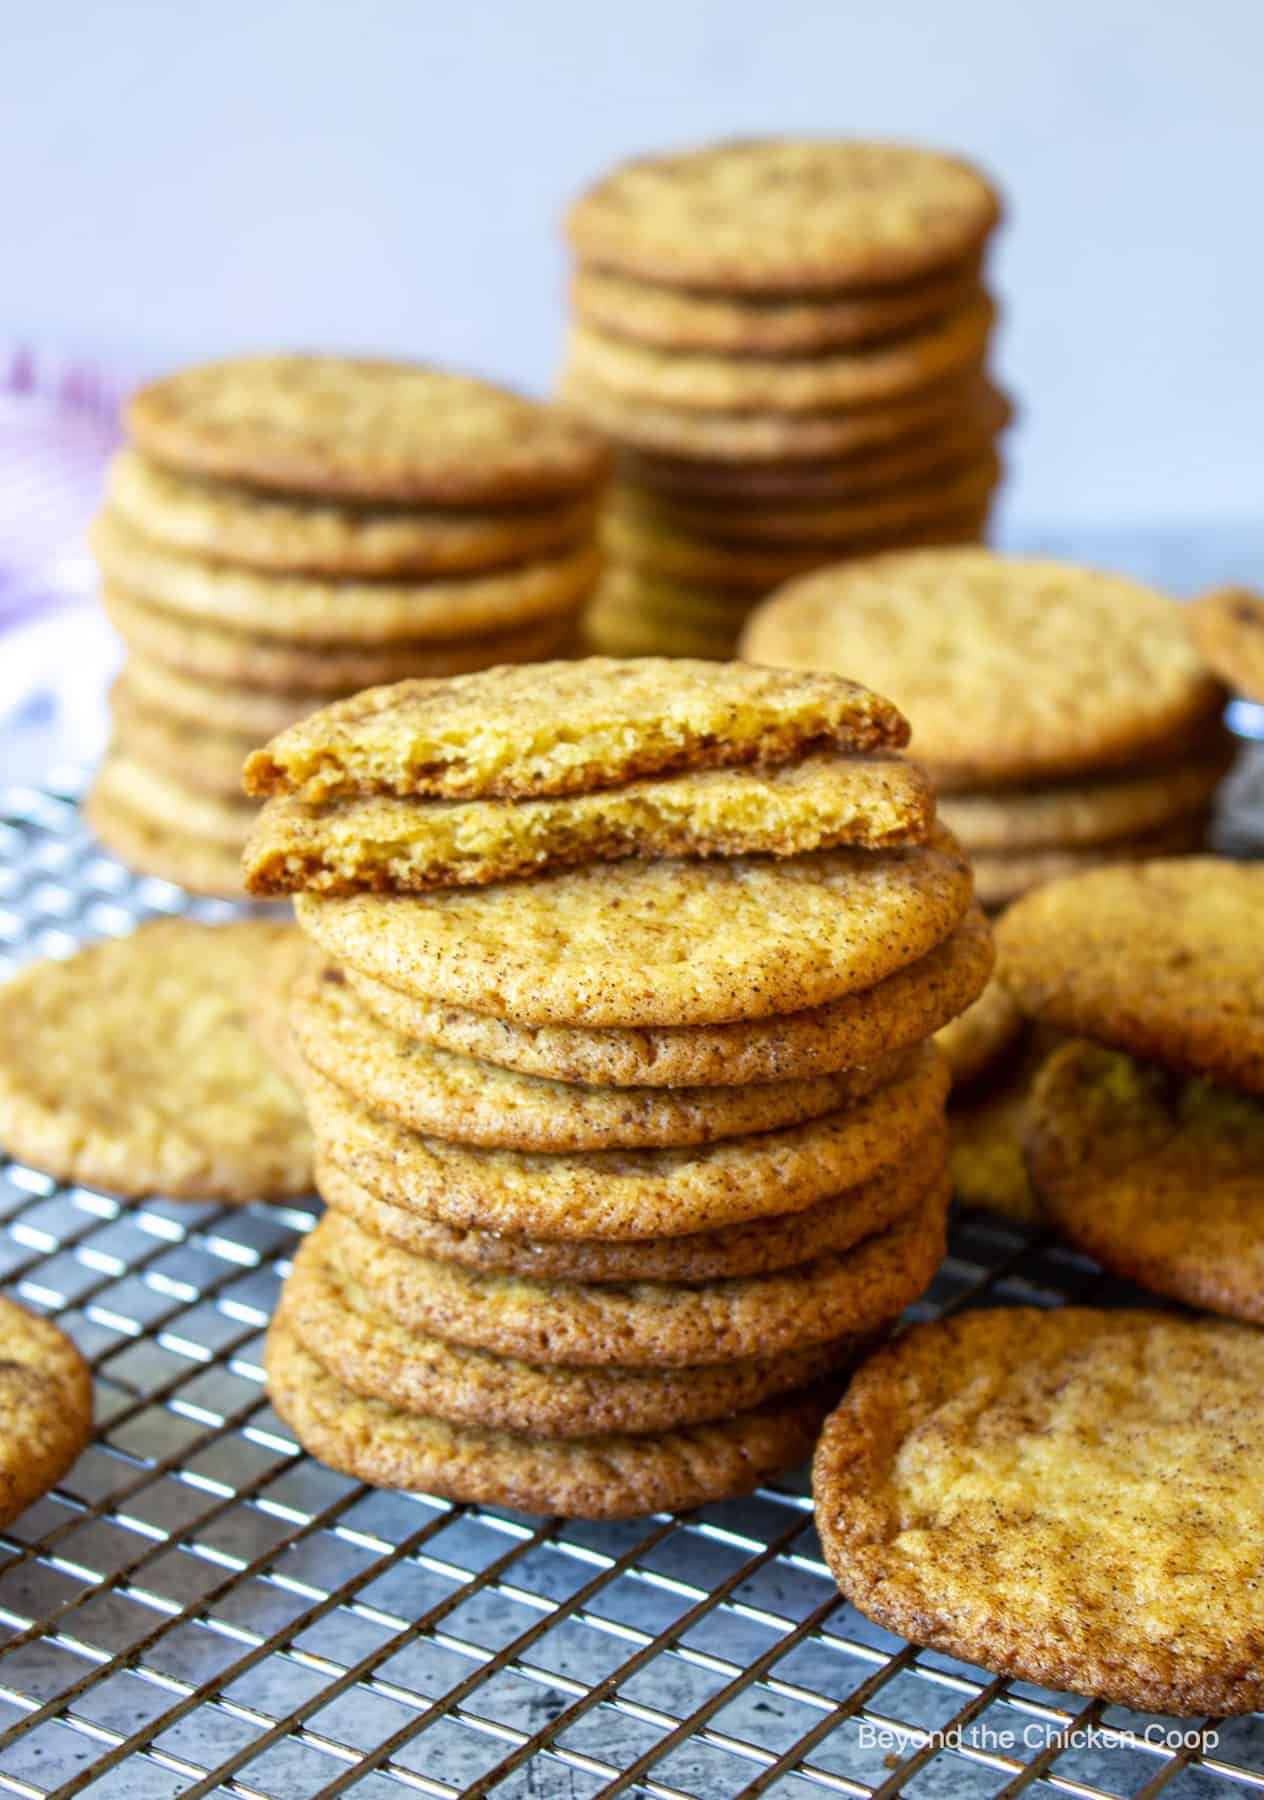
(93, 750, 255, 849)
(322, 1183, 947, 1368)
(299, 1046, 950, 1239)
(293, 832, 974, 1028)
(0, 921, 312, 1200)
(940, 755, 1230, 852)
(290, 957, 911, 1151)
(566, 300, 994, 413)
(107, 449, 598, 578)
(617, 385, 1011, 501)
(813, 1306, 1264, 1713)
(935, 975, 1023, 1088)
(122, 653, 314, 739)
(92, 511, 600, 645)
(0, 1297, 94, 1530)
(344, 907, 993, 1088)
(1188, 586, 1264, 703)
(969, 817, 1209, 911)
(635, 453, 1001, 546)
(1026, 1038, 1264, 1322)
(86, 780, 250, 900)
(565, 139, 1001, 293)
(241, 655, 910, 803)
(605, 500, 989, 591)
(243, 752, 936, 896)
(110, 679, 257, 799)
(128, 355, 609, 504)
(560, 367, 995, 463)
(572, 261, 983, 355)
(315, 1117, 946, 1283)
(285, 1223, 854, 1437)
(103, 586, 576, 694)
(742, 550, 1224, 789)
(266, 1316, 833, 1520)
(995, 858, 1264, 1094)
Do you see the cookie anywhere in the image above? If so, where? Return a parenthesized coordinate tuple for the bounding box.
(92, 749, 255, 849)
(293, 831, 974, 1027)
(103, 585, 576, 695)
(560, 367, 995, 462)
(343, 906, 992, 1088)
(128, 355, 609, 504)
(290, 957, 913, 1151)
(631, 453, 1001, 545)
(266, 1315, 832, 1519)
(813, 1306, 1264, 1713)
(617, 385, 1011, 501)
(123, 652, 316, 738)
(86, 780, 250, 900)
(243, 752, 935, 894)
(742, 550, 1224, 789)
(572, 261, 983, 355)
(315, 1116, 945, 1282)
(241, 656, 910, 802)
(935, 975, 1023, 1088)
(969, 817, 1210, 910)
(299, 1045, 950, 1239)
(92, 511, 600, 644)
(321, 1182, 946, 1367)
(110, 678, 257, 799)
(1026, 1038, 1264, 1322)
(565, 140, 1001, 293)
(286, 1222, 854, 1436)
(605, 494, 990, 588)
(940, 754, 1230, 852)
(566, 300, 994, 413)
(0, 921, 312, 1199)
(995, 858, 1264, 1094)
(107, 449, 598, 578)
(0, 1297, 93, 1529)
(1188, 586, 1264, 703)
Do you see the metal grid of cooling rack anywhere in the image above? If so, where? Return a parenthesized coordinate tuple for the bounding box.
(1, 770, 1263, 1800)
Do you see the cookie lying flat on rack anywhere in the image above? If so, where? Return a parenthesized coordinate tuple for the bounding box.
(0, 921, 312, 1200)
(814, 1307, 1264, 1713)
(0, 1297, 94, 1531)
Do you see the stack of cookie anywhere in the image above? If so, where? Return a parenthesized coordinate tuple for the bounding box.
(88, 354, 608, 896)
(241, 659, 992, 1519)
(744, 547, 1231, 907)
(998, 858, 1264, 1323)
(559, 139, 1009, 658)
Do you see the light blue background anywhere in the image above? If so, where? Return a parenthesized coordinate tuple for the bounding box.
(4, 0, 1262, 531)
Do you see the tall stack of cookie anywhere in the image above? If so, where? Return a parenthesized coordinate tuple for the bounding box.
(242, 660, 991, 1519)
(87, 355, 608, 896)
(559, 139, 1009, 658)
(744, 548, 1231, 907)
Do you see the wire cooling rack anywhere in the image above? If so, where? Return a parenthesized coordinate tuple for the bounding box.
(1, 770, 1263, 1800)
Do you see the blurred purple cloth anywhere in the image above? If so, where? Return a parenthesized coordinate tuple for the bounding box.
(0, 343, 126, 629)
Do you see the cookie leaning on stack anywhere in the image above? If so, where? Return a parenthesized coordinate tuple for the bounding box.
(88, 355, 609, 896)
(244, 658, 990, 1518)
(997, 858, 1264, 1322)
(743, 547, 1230, 906)
(560, 138, 1010, 658)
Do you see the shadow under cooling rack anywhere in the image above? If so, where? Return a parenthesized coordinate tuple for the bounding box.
(0, 774, 1263, 1800)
